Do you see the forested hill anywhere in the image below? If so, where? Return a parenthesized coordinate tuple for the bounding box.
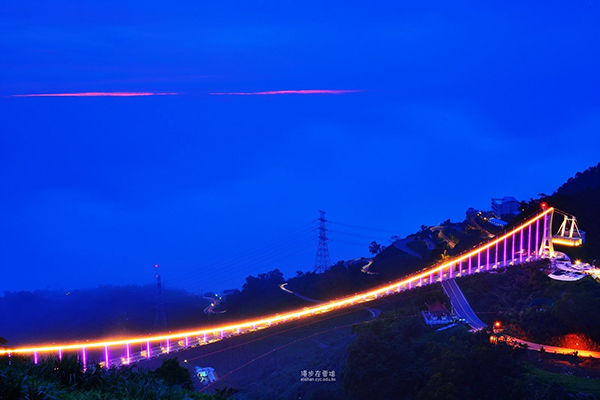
(545, 162, 600, 260)
(557, 162, 600, 196)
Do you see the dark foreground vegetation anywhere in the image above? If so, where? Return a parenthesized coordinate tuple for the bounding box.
(0, 355, 236, 400)
(343, 316, 600, 400)
(460, 261, 600, 348)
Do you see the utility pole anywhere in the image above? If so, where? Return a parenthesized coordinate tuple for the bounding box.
(154, 264, 167, 329)
(314, 210, 331, 273)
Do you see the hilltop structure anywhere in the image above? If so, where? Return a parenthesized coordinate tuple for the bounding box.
(491, 196, 521, 218)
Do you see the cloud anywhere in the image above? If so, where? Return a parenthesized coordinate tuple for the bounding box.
(210, 89, 363, 96)
(7, 92, 179, 98)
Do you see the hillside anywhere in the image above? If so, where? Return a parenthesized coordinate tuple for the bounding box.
(3, 162, 600, 399)
(545, 162, 600, 260)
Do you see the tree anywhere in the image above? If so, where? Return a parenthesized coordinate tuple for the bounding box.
(214, 387, 240, 399)
(369, 241, 382, 255)
(152, 358, 194, 390)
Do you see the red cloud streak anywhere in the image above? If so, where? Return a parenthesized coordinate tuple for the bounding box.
(8, 92, 179, 98)
(210, 89, 363, 96)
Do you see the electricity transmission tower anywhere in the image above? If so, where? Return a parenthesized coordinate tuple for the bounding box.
(154, 264, 167, 329)
(314, 210, 331, 273)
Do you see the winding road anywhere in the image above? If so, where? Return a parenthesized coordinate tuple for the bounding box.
(279, 283, 381, 318)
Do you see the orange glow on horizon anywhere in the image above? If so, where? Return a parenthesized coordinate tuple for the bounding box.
(0, 208, 553, 356)
(8, 92, 179, 98)
(209, 89, 363, 96)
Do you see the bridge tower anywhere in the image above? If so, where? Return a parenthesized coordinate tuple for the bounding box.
(314, 210, 331, 273)
(154, 264, 167, 329)
(538, 207, 555, 259)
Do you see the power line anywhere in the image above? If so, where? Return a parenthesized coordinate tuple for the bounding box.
(328, 220, 400, 234)
(329, 229, 389, 241)
(165, 233, 316, 289)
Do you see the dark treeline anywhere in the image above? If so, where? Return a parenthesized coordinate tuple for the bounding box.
(546, 162, 600, 261)
(342, 266, 600, 400)
(343, 317, 599, 400)
(460, 261, 600, 347)
(0, 355, 236, 399)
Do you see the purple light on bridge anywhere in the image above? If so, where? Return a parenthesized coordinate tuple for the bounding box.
(58, 349, 62, 361)
(33, 351, 38, 364)
(166, 339, 170, 353)
(503, 237, 507, 266)
(203, 333, 207, 342)
(535, 219, 540, 259)
(528, 224, 532, 259)
(511, 232, 515, 263)
(468, 256, 472, 275)
(495, 242, 498, 267)
(185, 336, 189, 347)
(459, 260, 463, 275)
(519, 229, 524, 263)
(477, 251, 481, 272)
(82, 348, 87, 370)
(146, 341, 151, 358)
(486, 246, 490, 271)
(126, 343, 130, 364)
(429, 273, 433, 284)
(104, 346, 109, 368)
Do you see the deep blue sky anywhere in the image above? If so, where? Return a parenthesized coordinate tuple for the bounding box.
(1, 1, 599, 293)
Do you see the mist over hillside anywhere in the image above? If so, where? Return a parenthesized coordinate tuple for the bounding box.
(2, 162, 598, 350)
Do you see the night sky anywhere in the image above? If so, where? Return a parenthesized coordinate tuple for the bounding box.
(1, 1, 599, 293)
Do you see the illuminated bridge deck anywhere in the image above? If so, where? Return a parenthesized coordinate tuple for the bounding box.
(0, 207, 559, 369)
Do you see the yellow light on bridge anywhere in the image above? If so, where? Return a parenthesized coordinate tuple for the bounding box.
(552, 238, 582, 247)
(0, 208, 556, 357)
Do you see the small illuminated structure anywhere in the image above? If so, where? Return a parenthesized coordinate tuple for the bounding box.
(422, 300, 453, 325)
(548, 269, 585, 282)
(552, 214, 585, 247)
(195, 366, 218, 384)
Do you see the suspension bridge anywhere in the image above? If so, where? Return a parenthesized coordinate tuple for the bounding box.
(0, 206, 585, 370)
